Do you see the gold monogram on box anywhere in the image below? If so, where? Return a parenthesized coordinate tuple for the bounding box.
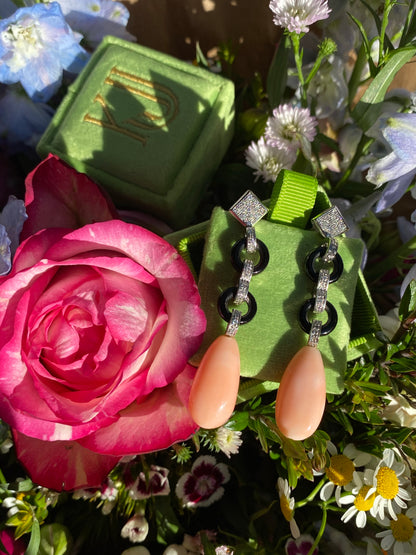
(83, 66, 179, 145)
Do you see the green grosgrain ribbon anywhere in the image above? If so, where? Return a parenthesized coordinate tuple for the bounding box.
(267, 169, 318, 228)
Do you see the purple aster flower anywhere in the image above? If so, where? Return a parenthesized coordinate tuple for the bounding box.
(269, 0, 331, 34)
(285, 534, 318, 555)
(175, 455, 230, 508)
(129, 465, 170, 500)
(0, 2, 88, 102)
(265, 104, 317, 159)
(55, 0, 135, 48)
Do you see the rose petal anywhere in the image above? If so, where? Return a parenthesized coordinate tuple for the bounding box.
(12, 428, 120, 491)
(79, 364, 198, 455)
(22, 154, 117, 239)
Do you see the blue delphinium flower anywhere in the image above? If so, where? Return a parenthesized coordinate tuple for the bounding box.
(0, 84, 54, 151)
(0, 196, 27, 276)
(55, 0, 135, 48)
(367, 113, 416, 213)
(0, 2, 88, 102)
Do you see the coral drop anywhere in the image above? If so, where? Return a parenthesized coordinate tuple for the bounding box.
(189, 335, 240, 429)
(275, 345, 326, 441)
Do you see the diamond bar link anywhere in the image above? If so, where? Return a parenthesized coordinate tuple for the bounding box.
(322, 237, 338, 263)
(308, 319, 322, 347)
(234, 259, 254, 304)
(225, 308, 241, 337)
(246, 226, 257, 254)
(314, 268, 330, 313)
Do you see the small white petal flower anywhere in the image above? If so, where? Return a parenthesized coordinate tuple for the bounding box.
(214, 427, 243, 458)
(265, 104, 317, 159)
(365, 448, 412, 521)
(376, 506, 416, 554)
(245, 136, 295, 183)
(278, 477, 300, 539)
(269, 0, 331, 34)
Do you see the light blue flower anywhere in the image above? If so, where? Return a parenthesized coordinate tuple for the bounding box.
(0, 196, 27, 276)
(367, 113, 416, 212)
(55, 0, 135, 48)
(0, 84, 54, 151)
(0, 2, 88, 102)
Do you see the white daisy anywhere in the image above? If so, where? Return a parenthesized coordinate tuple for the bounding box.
(320, 443, 373, 506)
(214, 426, 243, 458)
(264, 104, 317, 159)
(245, 136, 295, 183)
(269, 0, 331, 34)
(365, 448, 412, 521)
(339, 472, 377, 529)
(376, 505, 416, 554)
(277, 477, 300, 539)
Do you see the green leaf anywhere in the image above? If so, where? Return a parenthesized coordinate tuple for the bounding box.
(38, 524, 71, 555)
(347, 13, 376, 77)
(351, 46, 416, 131)
(267, 36, 290, 108)
(25, 518, 41, 555)
(399, 279, 416, 321)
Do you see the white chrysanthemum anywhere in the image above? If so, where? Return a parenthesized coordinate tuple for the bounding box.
(215, 427, 243, 458)
(264, 104, 317, 159)
(339, 472, 377, 529)
(245, 136, 295, 183)
(269, 0, 331, 34)
(277, 477, 300, 539)
(365, 448, 412, 521)
(376, 505, 416, 554)
(320, 443, 373, 506)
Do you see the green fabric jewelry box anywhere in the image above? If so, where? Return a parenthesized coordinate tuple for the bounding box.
(37, 36, 235, 229)
(165, 171, 382, 401)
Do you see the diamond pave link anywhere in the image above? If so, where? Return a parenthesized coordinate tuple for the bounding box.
(245, 226, 257, 254)
(308, 319, 322, 348)
(229, 190, 268, 227)
(314, 268, 330, 313)
(322, 237, 338, 263)
(312, 205, 349, 239)
(234, 259, 254, 304)
(225, 308, 241, 337)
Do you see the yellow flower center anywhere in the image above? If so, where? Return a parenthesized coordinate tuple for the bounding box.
(376, 466, 399, 500)
(390, 513, 414, 543)
(325, 454, 354, 486)
(354, 485, 375, 512)
(280, 495, 293, 523)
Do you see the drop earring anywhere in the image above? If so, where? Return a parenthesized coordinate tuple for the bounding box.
(189, 190, 269, 429)
(275, 205, 348, 441)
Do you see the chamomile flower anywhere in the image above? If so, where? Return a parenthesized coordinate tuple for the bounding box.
(339, 472, 377, 528)
(278, 478, 300, 539)
(376, 505, 416, 554)
(365, 449, 412, 521)
(269, 0, 331, 34)
(245, 136, 295, 183)
(264, 104, 317, 159)
(320, 443, 372, 505)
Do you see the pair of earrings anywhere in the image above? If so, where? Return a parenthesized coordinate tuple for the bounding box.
(189, 191, 347, 441)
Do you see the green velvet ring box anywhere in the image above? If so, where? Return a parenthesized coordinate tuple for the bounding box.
(37, 36, 235, 229)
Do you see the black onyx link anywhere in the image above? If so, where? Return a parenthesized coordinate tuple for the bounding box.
(217, 287, 257, 324)
(299, 298, 338, 336)
(231, 238, 270, 275)
(305, 245, 344, 284)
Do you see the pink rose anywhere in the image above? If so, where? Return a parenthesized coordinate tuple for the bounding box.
(0, 160, 206, 491)
(0, 530, 26, 555)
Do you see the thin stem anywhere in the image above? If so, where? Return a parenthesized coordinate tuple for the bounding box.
(378, 0, 393, 64)
(307, 505, 327, 555)
(332, 134, 374, 193)
(290, 33, 307, 106)
(294, 478, 326, 508)
(0, 467, 7, 484)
